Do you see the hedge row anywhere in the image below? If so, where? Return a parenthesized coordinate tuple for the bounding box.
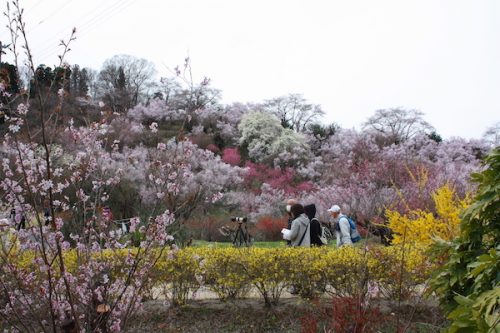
(154, 246, 431, 306)
(8, 245, 431, 307)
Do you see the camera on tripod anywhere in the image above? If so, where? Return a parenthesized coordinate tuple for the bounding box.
(231, 216, 247, 223)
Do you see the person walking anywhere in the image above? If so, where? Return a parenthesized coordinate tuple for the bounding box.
(304, 204, 323, 247)
(288, 204, 310, 247)
(327, 204, 354, 247)
(284, 199, 298, 246)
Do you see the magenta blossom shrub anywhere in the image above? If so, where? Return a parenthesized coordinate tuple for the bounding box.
(222, 147, 241, 166)
(243, 161, 314, 196)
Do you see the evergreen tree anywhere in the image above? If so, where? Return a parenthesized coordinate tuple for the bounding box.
(0, 62, 20, 94)
(78, 68, 89, 96)
(116, 66, 126, 90)
(70, 64, 80, 95)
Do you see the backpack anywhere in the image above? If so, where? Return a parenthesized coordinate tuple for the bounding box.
(336, 215, 361, 243)
(320, 226, 329, 245)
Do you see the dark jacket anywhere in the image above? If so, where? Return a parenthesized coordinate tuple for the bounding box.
(286, 215, 293, 245)
(304, 204, 323, 247)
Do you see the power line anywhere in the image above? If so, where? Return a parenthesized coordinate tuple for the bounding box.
(26, 0, 76, 34)
(26, 0, 44, 13)
(53, 0, 135, 69)
(31, 0, 124, 56)
(18, 0, 45, 28)
(75, 0, 137, 41)
(35, 0, 137, 65)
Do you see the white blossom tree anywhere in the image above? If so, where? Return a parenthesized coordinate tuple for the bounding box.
(260, 94, 325, 133)
(238, 111, 310, 165)
(483, 121, 500, 147)
(363, 108, 435, 145)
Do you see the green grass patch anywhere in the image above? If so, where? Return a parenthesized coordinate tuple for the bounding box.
(191, 240, 286, 248)
(190, 240, 337, 248)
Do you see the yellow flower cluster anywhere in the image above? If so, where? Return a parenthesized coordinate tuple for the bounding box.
(154, 246, 431, 305)
(4, 243, 431, 306)
(387, 184, 470, 246)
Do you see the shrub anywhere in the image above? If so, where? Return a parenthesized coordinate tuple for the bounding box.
(255, 216, 287, 241)
(222, 147, 241, 166)
(387, 184, 470, 246)
(430, 147, 500, 332)
(242, 248, 293, 306)
(155, 248, 203, 306)
(199, 248, 251, 301)
(371, 244, 431, 300)
(301, 297, 387, 333)
(4, 245, 433, 308)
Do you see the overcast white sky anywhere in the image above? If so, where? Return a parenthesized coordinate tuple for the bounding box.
(2, 0, 499, 139)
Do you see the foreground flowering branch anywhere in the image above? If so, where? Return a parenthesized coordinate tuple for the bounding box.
(0, 2, 194, 331)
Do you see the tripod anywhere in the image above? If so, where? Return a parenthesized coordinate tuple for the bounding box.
(232, 222, 252, 247)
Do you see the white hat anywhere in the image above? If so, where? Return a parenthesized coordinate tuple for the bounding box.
(327, 205, 341, 213)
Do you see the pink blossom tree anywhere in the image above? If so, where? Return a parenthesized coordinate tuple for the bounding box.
(0, 3, 217, 331)
(301, 130, 489, 227)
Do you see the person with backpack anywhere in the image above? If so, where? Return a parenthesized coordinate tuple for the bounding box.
(304, 204, 324, 247)
(327, 204, 361, 247)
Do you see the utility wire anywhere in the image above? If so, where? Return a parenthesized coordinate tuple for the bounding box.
(35, 0, 137, 64)
(26, 0, 45, 15)
(33, 0, 121, 56)
(26, 0, 76, 34)
(31, 0, 125, 57)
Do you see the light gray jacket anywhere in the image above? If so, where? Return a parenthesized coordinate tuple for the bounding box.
(289, 213, 311, 247)
(336, 215, 353, 247)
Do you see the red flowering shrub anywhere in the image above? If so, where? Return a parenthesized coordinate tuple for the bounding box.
(255, 215, 287, 241)
(206, 143, 220, 154)
(244, 161, 314, 195)
(301, 297, 386, 333)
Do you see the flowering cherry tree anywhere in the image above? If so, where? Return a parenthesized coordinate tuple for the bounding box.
(0, 3, 224, 331)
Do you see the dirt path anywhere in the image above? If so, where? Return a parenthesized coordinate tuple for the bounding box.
(128, 289, 445, 333)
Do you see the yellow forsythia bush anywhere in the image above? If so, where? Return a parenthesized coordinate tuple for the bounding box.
(286, 247, 328, 298)
(370, 244, 431, 299)
(197, 247, 251, 301)
(321, 246, 372, 297)
(240, 248, 292, 305)
(155, 247, 203, 305)
(6, 245, 434, 306)
(387, 184, 470, 246)
(151, 246, 434, 306)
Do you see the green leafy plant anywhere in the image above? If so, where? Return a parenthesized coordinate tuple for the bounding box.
(430, 147, 500, 332)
